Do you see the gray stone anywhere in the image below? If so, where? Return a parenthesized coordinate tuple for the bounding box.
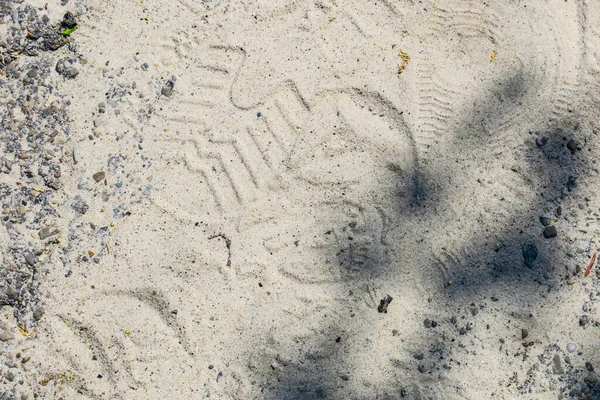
(566, 343, 577, 353)
(38, 226, 59, 240)
(552, 354, 565, 375)
(0, 331, 15, 341)
(161, 80, 175, 97)
(539, 216, 551, 226)
(33, 307, 45, 321)
(584, 374, 598, 386)
(24, 253, 36, 266)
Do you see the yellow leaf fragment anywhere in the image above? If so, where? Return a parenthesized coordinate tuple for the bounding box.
(397, 50, 410, 74)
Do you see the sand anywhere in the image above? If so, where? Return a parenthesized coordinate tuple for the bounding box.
(2, 0, 600, 398)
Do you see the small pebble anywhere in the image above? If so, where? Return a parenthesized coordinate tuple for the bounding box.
(521, 328, 529, 339)
(584, 374, 598, 386)
(24, 253, 36, 266)
(0, 331, 15, 341)
(566, 343, 577, 353)
(93, 171, 106, 182)
(539, 216, 551, 226)
(33, 307, 45, 321)
(543, 226, 557, 238)
(567, 138, 579, 153)
(38, 226, 58, 240)
(552, 354, 565, 375)
(62, 11, 77, 29)
(162, 80, 175, 97)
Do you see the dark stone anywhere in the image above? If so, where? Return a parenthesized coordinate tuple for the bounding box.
(539, 216, 551, 226)
(566, 138, 579, 153)
(93, 171, 106, 182)
(586, 361, 594, 372)
(522, 243, 538, 267)
(162, 80, 175, 97)
(377, 295, 393, 313)
(413, 353, 424, 360)
(423, 318, 432, 328)
(62, 12, 77, 29)
(521, 329, 529, 339)
(543, 226, 557, 239)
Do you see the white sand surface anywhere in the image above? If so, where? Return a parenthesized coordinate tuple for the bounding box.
(3, 0, 600, 399)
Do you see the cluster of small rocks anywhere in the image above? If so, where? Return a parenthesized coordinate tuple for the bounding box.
(0, 2, 81, 398)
